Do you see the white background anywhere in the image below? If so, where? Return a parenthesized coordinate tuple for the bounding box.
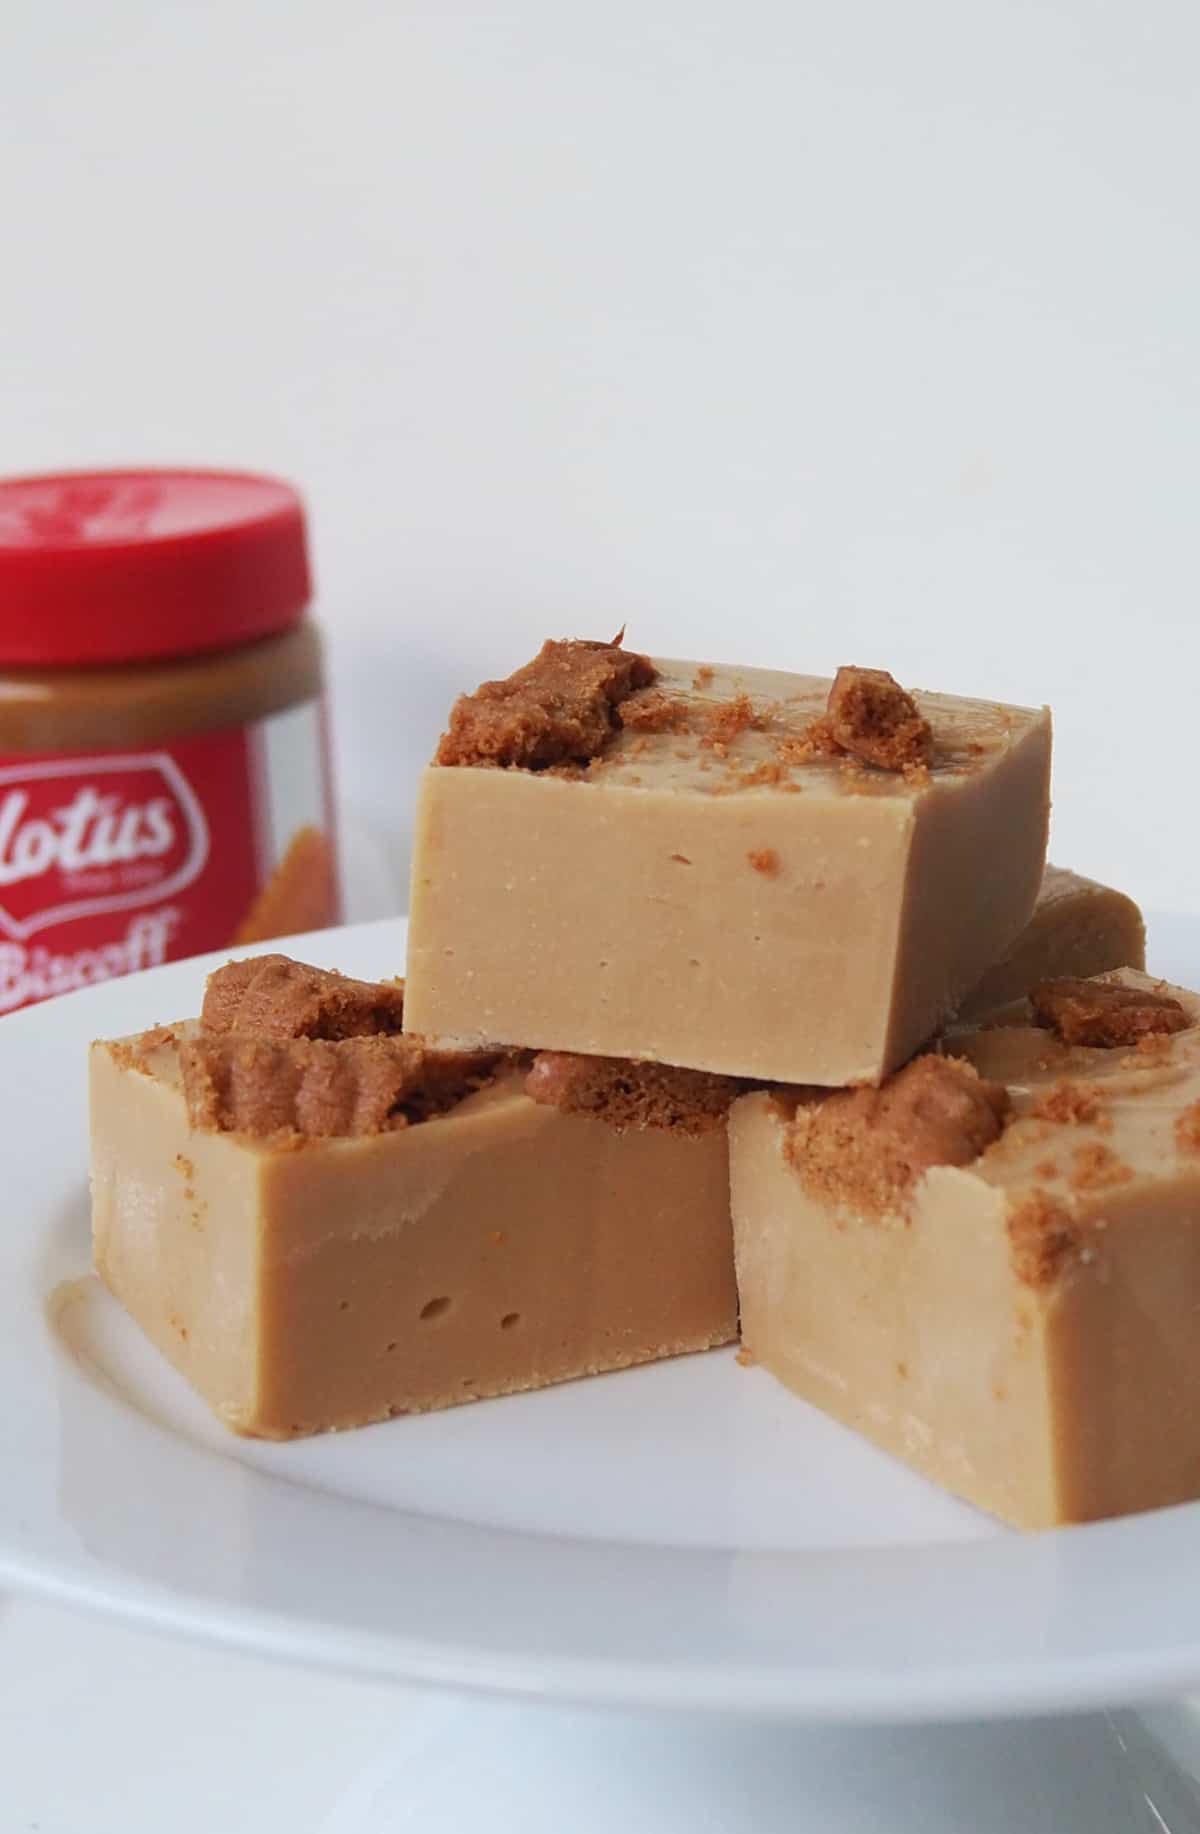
(3, 0, 1199, 913)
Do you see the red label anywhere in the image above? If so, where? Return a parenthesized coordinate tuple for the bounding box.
(0, 704, 337, 1013)
(0, 754, 208, 939)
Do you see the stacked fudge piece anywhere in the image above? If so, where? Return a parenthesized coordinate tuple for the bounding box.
(95, 637, 1188, 1533)
(404, 646, 1053, 1083)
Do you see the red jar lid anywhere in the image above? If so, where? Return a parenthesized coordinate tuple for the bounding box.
(0, 468, 312, 667)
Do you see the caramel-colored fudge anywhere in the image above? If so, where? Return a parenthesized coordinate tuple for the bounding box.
(958, 864, 1145, 1020)
(405, 642, 1051, 1085)
(731, 969, 1200, 1530)
(90, 958, 737, 1438)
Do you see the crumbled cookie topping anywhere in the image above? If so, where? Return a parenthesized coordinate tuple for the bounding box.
(1068, 1141, 1135, 1192)
(201, 955, 406, 1041)
(617, 688, 691, 734)
(786, 1053, 1009, 1215)
(182, 955, 502, 1139)
(181, 1032, 501, 1139)
(776, 723, 841, 766)
(1176, 1102, 1200, 1152)
(1119, 1033, 1175, 1068)
(435, 639, 656, 770)
(821, 666, 933, 771)
(1008, 1190, 1082, 1288)
(732, 760, 797, 791)
(1030, 977, 1187, 1049)
(1030, 1081, 1104, 1126)
(525, 1050, 742, 1136)
(106, 1024, 178, 1075)
(700, 693, 764, 749)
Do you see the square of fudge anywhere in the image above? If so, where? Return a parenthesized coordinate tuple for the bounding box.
(90, 956, 737, 1438)
(731, 969, 1200, 1530)
(957, 864, 1145, 1021)
(404, 642, 1052, 1086)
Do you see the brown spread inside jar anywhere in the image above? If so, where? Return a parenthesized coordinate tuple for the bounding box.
(0, 622, 323, 753)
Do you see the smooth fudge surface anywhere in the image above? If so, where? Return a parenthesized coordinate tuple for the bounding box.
(731, 969, 1200, 1531)
(958, 864, 1145, 1021)
(405, 644, 1052, 1085)
(89, 960, 737, 1439)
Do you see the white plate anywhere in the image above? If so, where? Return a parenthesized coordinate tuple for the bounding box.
(6, 914, 1200, 1725)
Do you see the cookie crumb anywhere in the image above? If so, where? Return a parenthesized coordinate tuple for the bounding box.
(1176, 1102, 1200, 1153)
(436, 639, 656, 769)
(202, 955, 406, 1041)
(525, 1050, 742, 1136)
(1069, 1142, 1135, 1192)
(733, 759, 792, 789)
(823, 666, 933, 771)
(1008, 1190, 1081, 1288)
(618, 688, 692, 734)
(700, 693, 763, 750)
(786, 1054, 1009, 1216)
(183, 956, 503, 1139)
(181, 1031, 504, 1139)
(1030, 977, 1187, 1049)
(1030, 1081, 1103, 1126)
(777, 722, 840, 766)
(747, 848, 780, 877)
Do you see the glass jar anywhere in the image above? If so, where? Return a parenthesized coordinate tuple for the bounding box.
(0, 468, 341, 1013)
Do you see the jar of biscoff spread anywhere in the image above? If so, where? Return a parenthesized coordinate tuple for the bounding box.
(0, 468, 341, 1013)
